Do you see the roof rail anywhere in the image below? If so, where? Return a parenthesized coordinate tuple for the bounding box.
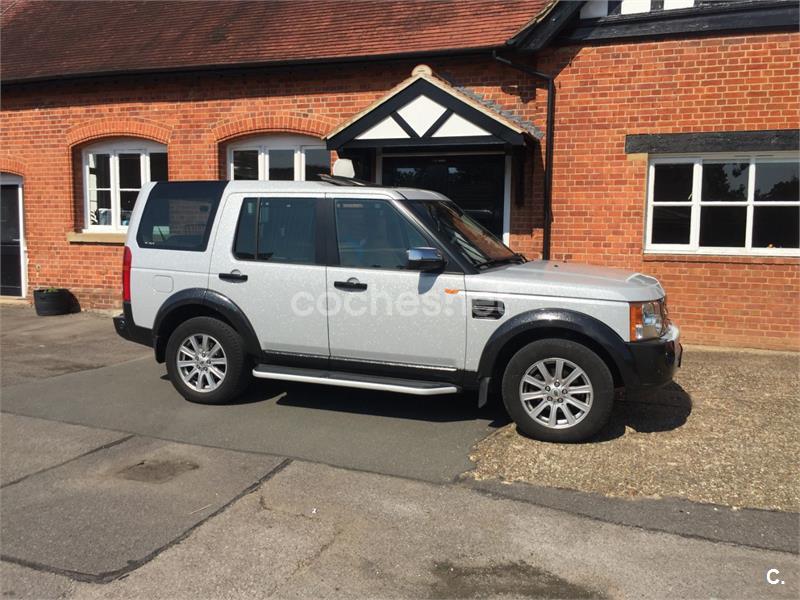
(318, 174, 382, 187)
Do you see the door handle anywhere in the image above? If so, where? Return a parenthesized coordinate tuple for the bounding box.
(334, 278, 367, 291)
(219, 271, 248, 282)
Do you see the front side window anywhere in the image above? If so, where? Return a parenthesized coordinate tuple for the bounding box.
(227, 135, 330, 182)
(83, 139, 167, 230)
(407, 200, 520, 269)
(335, 199, 427, 269)
(646, 155, 799, 255)
(234, 197, 317, 264)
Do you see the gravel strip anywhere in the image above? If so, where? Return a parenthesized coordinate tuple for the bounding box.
(469, 348, 800, 512)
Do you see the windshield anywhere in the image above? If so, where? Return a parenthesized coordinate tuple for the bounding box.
(406, 200, 523, 269)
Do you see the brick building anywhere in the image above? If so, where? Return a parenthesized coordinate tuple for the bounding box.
(1, 0, 798, 349)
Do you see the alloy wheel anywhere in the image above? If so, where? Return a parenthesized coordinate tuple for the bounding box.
(177, 334, 228, 392)
(518, 357, 594, 429)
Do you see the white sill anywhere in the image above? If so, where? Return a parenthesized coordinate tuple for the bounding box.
(67, 231, 127, 244)
(645, 247, 800, 258)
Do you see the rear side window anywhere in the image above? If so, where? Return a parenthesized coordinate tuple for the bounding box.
(233, 197, 317, 264)
(136, 182, 226, 251)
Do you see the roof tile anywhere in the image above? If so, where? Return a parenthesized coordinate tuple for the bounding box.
(1, 0, 548, 82)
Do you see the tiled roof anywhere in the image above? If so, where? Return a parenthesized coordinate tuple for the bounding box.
(1, 0, 549, 83)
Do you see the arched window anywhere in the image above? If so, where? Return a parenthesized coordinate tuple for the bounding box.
(226, 134, 329, 182)
(82, 138, 168, 230)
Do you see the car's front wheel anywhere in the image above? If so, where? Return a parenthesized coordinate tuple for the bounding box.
(165, 316, 250, 404)
(501, 338, 614, 442)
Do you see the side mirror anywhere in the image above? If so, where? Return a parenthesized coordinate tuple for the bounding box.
(407, 247, 445, 272)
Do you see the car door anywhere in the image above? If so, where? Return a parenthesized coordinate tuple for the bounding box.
(326, 195, 467, 378)
(209, 192, 329, 358)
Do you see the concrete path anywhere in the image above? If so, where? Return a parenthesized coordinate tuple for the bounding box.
(2, 446, 797, 599)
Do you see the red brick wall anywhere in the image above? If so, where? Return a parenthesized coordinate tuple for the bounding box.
(0, 59, 545, 310)
(1, 30, 798, 350)
(537, 32, 800, 350)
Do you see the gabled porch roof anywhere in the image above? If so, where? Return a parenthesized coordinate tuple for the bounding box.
(325, 66, 540, 151)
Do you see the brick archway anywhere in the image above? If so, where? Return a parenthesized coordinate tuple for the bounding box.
(211, 113, 335, 143)
(65, 118, 172, 147)
(0, 157, 26, 177)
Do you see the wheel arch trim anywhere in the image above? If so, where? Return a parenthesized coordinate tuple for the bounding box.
(152, 288, 261, 362)
(476, 308, 637, 389)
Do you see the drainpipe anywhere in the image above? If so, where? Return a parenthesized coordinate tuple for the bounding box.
(492, 51, 555, 261)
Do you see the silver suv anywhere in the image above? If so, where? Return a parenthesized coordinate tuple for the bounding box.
(115, 179, 681, 442)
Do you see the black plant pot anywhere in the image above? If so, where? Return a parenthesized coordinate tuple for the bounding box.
(33, 288, 74, 316)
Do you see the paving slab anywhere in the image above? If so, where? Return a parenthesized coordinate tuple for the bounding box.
(463, 477, 799, 554)
(6, 459, 796, 600)
(0, 435, 286, 579)
(1, 357, 502, 482)
(1, 562, 76, 600)
(0, 414, 128, 485)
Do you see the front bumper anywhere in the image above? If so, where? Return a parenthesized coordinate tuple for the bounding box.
(113, 302, 153, 348)
(625, 324, 682, 391)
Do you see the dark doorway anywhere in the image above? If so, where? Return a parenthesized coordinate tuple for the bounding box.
(1, 183, 22, 297)
(382, 154, 506, 237)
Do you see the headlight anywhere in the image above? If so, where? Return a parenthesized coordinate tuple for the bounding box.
(629, 299, 668, 341)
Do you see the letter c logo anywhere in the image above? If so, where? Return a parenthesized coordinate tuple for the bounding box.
(766, 569, 782, 585)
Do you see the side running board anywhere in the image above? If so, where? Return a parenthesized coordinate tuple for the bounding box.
(252, 364, 460, 396)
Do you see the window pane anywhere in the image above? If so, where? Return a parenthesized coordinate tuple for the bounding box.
(304, 148, 330, 181)
(256, 198, 316, 263)
(232, 150, 259, 180)
(699, 206, 746, 247)
(89, 189, 112, 225)
(383, 154, 506, 236)
(118, 153, 142, 189)
(269, 149, 294, 181)
(120, 190, 139, 226)
(701, 162, 748, 202)
(753, 206, 800, 249)
(754, 162, 799, 202)
(150, 152, 168, 182)
(233, 198, 257, 259)
(651, 206, 691, 244)
(88, 153, 111, 189)
(136, 182, 225, 251)
(653, 164, 693, 202)
(336, 199, 427, 269)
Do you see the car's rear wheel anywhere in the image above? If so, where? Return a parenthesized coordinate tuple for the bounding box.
(501, 339, 614, 442)
(165, 316, 250, 404)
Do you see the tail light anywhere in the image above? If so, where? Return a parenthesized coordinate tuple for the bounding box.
(122, 246, 132, 302)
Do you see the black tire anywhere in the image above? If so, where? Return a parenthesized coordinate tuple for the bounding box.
(165, 316, 250, 405)
(501, 339, 614, 443)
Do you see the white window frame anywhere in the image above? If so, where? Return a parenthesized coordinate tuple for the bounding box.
(1, 173, 26, 298)
(226, 134, 328, 182)
(645, 152, 800, 256)
(82, 138, 167, 232)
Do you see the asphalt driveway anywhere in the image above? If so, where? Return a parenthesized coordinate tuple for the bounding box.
(0, 305, 504, 483)
(0, 304, 149, 387)
(1, 305, 797, 598)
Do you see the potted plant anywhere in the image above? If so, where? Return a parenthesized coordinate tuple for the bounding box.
(33, 287, 75, 316)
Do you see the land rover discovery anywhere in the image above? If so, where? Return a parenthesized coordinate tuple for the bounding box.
(114, 177, 681, 442)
